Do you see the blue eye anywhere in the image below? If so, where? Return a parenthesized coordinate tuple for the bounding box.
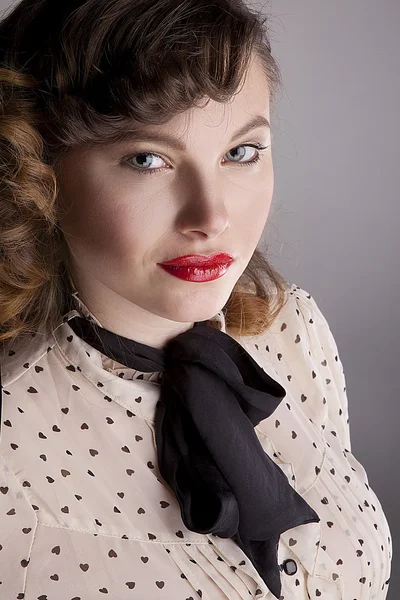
(123, 143, 269, 176)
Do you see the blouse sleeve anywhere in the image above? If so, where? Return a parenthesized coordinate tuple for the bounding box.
(292, 286, 352, 452)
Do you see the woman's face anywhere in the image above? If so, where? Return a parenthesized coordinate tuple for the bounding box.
(56, 56, 274, 348)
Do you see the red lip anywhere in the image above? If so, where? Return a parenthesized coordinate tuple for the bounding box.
(159, 253, 234, 268)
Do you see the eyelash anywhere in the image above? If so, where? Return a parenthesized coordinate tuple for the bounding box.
(122, 143, 269, 176)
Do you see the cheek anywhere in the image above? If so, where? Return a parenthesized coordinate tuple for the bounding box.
(106, 194, 168, 260)
(235, 180, 273, 244)
(59, 185, 158, 265)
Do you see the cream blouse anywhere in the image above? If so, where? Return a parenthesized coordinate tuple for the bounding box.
(0, 282, 392, 600)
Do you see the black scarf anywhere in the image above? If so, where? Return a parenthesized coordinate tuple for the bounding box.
(67, 313, 320, 599)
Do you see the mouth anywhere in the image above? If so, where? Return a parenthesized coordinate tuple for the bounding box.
(158, 253, 234, 269)
(157, 260, 234, 282)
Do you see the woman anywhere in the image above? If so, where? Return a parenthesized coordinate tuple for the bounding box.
(0, 0, 392, 599)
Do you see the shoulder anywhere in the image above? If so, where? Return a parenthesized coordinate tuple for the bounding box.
(0, 329, 55, 389)
(266, 281, 340, 366)
(231, 281, 340, 377)
(286, 283, 331, 327)
(281, 283, 341, 363)
(251, 281, 330, 344)
(282, 283, 330, 341)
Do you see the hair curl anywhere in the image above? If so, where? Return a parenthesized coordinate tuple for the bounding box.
(0, 0, 290, 353)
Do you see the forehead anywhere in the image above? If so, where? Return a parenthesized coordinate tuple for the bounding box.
(107, 59, 271, 148)
(59, 57, 271, 167)
(109, 113, 270, 150)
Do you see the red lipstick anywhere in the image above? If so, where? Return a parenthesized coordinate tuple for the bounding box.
(160, 253, 234, 267)
(158, 253, 235, 282)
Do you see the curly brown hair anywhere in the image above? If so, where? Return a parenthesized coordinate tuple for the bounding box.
(0, 0, 290, 354)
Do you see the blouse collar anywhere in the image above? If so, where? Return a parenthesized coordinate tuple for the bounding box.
(50, 292, 228, 423)
(69, 291, 227, 375)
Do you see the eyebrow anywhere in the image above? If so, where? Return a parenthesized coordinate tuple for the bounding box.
(110, 115, 270, 150)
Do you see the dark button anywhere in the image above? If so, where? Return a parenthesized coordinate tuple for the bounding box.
(281, 559, 297, 575)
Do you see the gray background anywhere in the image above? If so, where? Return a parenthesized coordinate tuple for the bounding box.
(260, 0, 398, 596)
(0, 0, 397, 596)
